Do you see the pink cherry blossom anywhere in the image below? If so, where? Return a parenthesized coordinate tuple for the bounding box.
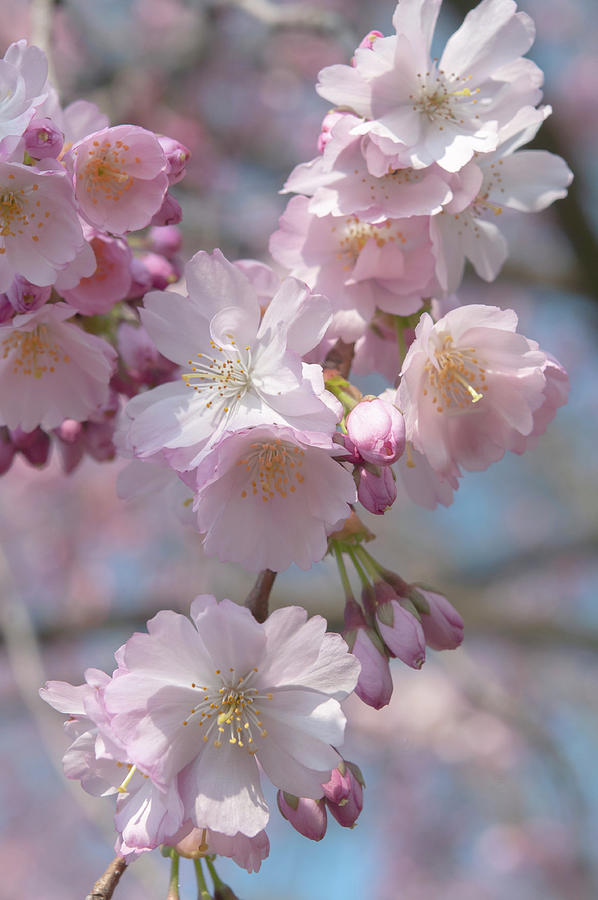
(0, 302, 116, 431)
(104, 597, 360, 837)
(270, 195, 438, 340)
(192, 424, 356, 572)
(123, 249, 341, 471)
(0, 41, 49, 141)
(285, 113, 454, 223)
(168, 822, 270, 872)
(431, 107, 573, 292)
(0, 159, 88, 291)
(357, 464, 397, 515)
(414, 587, 464, 650)
(317, 0, 543, 173)
(397, 305, 558, 477)
(68, 124, 169, 234)
(61, 227, 132, 314)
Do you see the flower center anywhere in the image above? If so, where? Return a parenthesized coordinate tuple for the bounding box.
(237, 438, 305, 502)
(182, 336, 252, 414)
(82, 139, 134, 204)
(424, 335, 485, 413)
(410, 70, 480, 127)
(336, 217, 407, 270)
(1, 324, 69, 378)
(182, 667, 273, 753)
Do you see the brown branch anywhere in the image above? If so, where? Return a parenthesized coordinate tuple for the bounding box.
(322, 339, 355, 381)
(85, 856, 127, 900)
(207, 0, 348, 35)
(244, 569, 277, 623)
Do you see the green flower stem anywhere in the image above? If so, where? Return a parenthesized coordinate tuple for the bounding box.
(205, 858, 224, 891)
(194, 858, 213, 900)
(333, 542, 354, 601)
(347, 547, 370, 589)
(167, 850, 180, 900)
(354, 544, 380, 581)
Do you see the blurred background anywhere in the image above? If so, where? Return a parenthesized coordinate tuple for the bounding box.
(1, 0, 597, 898)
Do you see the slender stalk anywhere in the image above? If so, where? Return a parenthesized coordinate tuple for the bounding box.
(244, 568, 276, 623)
(354, 544, 380, 581)
(332, 542, 353, 600)
(347, 547, 370, 589)
(166, 850, 180, 900)
(193, 858, 213, 900)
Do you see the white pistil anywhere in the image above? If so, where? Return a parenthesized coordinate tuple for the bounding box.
(182, 336, 252, 414)
(183, 667, 273, 753)
(117, 763, 137, 794)
(424, 336, 485, 413)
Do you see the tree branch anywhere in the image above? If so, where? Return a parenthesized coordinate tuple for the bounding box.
(207, 0, 349, 36)
(323, 339, 355, 381)
(244, 568, 277, 623)
(85, 856, 127, 900)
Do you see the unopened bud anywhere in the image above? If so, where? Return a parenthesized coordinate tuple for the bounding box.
(414, 586, 464, 651)
(277, 791, 327, 841)
(324, 763, 364, 828)
(150, 192, 183, 227)
(6, 276, 51, 313)
(23, 116, 63, 159)
(357, 464, 397, 514)
(147, 225, 183, 258)
(374, 589, 426, 669)
(343, 598, 393, 708)
(158, 136, 191, 185)
(0, 427, 15, 474)
(10, 427, 51, 466)
(346, 396, 405, 465)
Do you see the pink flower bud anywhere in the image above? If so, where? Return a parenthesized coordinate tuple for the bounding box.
(150, 192, 183, 227)
(346, 397, 406, 465)
(10, 427, 51, 466)
(321, 765, 352, 805)
(317, 110, 345, 153)
(357, 464, 397, 514)
(147, 225, 183, 258)
(0, 428, 15, 475)
(374, 590, 426, 669)
(324, 762, 364, 828)
(23, 116, 64, 159)
(158, 136, 191, 185)
(414, 586, 464, 651)
(357, 29, 384, 51)
(0, 295, 13, 323)
(277, 791, 327, 841)
(343, 598, 393, 709)
(134, 251, 181, 290)
(6, 276, 51, 313)
(55, 419, 83, 443)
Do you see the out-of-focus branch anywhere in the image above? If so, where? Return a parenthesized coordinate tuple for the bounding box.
(245, 568, 276, 622)
(207, 0, 349, 36)
(85, 856, 127, 900)
(30, 0, 58, 85)
(323, 339, 355, 381)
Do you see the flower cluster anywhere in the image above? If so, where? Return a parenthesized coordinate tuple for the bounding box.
(40, 596, 360, 869)
(0, 40, 189, 473)
(269, 0, 571, 508)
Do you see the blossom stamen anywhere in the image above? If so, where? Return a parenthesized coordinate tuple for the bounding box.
(425, 336, 485, 413)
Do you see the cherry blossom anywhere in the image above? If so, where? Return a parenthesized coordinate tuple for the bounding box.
(317, 0, 543, 172)
(68, 124, 169, 233)
(104, 597, 360, 837)
(0, 41, 49, 141)
(397, 305, 559, 477)
(192, 424, 356, 572)
(0, 302, 116, 431)
(123, 249, 341, 470)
